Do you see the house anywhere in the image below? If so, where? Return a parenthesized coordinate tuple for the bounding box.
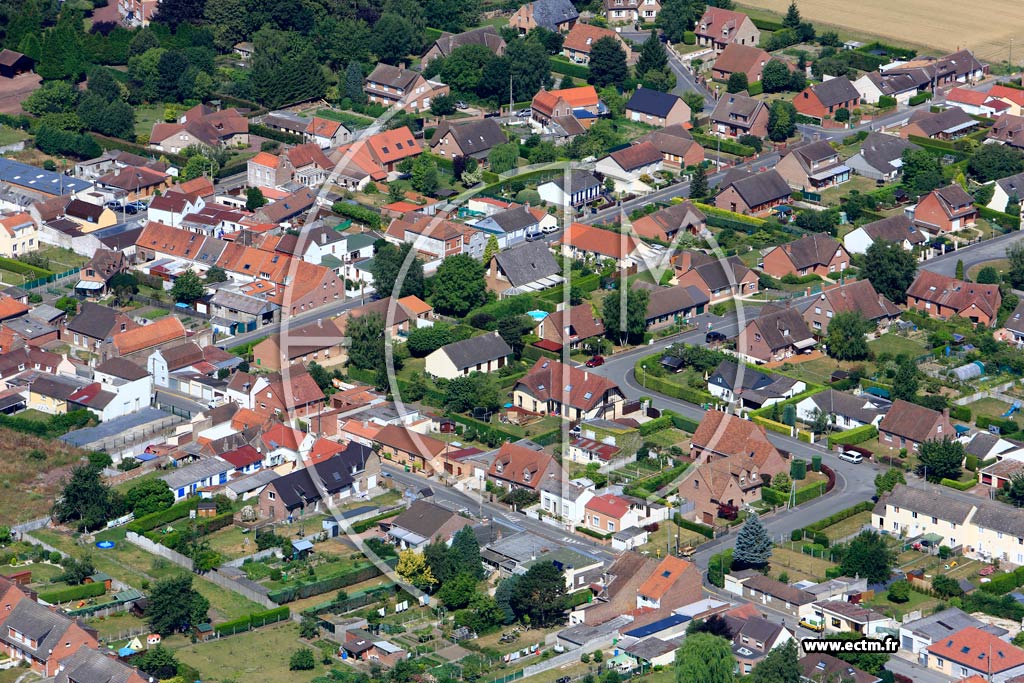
(256, 443, 380, 519)
(672, 250, 758, 303)
(812, 600, 896, 636)
(763, 234, 849, 279)
(148, 190, 205, 227)
(739, 305, 816, 364)
(775, 140, 851, 190)
(94, 166, 172, 202)
(740, 575, 817, 619)
(906, 270, 1001, 327)
(563, 23, 633, 65)
(89, 357, 153, 419)
(539, 475, 595, 525)
(386, 499, 471, 549)
(925, 627, 1024, 682)
(854, 69, 930, 106)
(62, 302, 137, 354)
(334, 296, 422, 341)
(901, 107, 978, 140)
(305, 117, 351, 149)
(566, 438, 620, 465)
(583, 493, 633, 535)
(799, 654, 881, 683)
(472, 205, 541, 248)
(532, 86, 602, 125)
(846, 132, 921, 182)
(989, 113, 1024, 151)
(251, 318, 347, 372)
(690, 409, 788, 469)
(558, 222, 641, 269)
(0, 595, 99, 676)
(0, 212, 37, 257)
(75, 249, 127, 298)
(149, 105, 249, 154)
(509, 0, 579, 33)
(538, 170, 603, 207)
(877, 399, 954, 452)
(421, 26, 506, 68)
(843, 214, 927, 254)
(634, 125, 704, 168)
(424, 332, 513, 379)
(595, 141, 663, 194)
(429, 119, 507, 161)
(793, 77, 860, 122)
(160, 457, 233, 500)
(602, 0, 660, 24)
(946, 87, 1011, 118)
(485, 240, 562, 298)
(707, 359, 804, 408)
(714, 169, 792, 216)
(512, 357, 625, 420)
(899, 608, 1003, 656)
(711, 44, 771, 85)
(632, 201, 706, 242)
(535, 303, 604, 350)
(635, 555, 701, 611)
(695, 7, 760, 51)
(363, 63, 449, 113)
(985, 84, 1024, 115)
(111, 316, 186, 359)
(385, 214, 464, 259)
(727, 614, 793, 675)
(624, 89, 690, 128)
(0, 158, 92, 200)
(913, 184, 979, 233)
(710, 93, 769, 138)
(374, 424, 447, 473)
(487, 441, 562, 491)
(55, 646, 149, 683)
(987, 171, 1024, 213)
(801, 279, 901, 336)
(0, 50, 33, 78)
(520, 547, 604, 593)
(635, 282, 709, 330)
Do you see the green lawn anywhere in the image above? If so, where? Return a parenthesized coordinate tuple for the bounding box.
(967, 259, 1010, 281)
(865, 586, 938, 619)
(817, 175, 879, 207)
(313, 108, 374, 130)
(968, 397, 1013, 423)
(174, 622, 320, 683)
(34, 246, 89, 271)
(819, 510, 873, 543)
(0, 125, 29, 146)
(643, 428, 690, 448)
(134, 104, 165, 138)
(16, 408, 55, 422)
(770, 545, 837, 583)
(867, 333, 929, 358)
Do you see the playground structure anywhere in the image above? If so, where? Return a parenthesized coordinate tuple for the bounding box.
(1002, 400, 1022, 419)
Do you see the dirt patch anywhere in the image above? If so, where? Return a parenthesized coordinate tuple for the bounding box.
(0, 74, 42, 115)
(0, 429, 86, 525)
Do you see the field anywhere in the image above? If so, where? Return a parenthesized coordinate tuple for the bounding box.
(769, 546, 836, 583)
(867, 333, 930, 358)
(174, 622, 321, 683)
(735, 0, 1022, 55)
(0, 428, 85, 525)
(134, 104, 165, 138)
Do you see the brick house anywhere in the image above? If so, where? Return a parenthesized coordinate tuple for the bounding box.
(509, 0, 579, 33)
(632, 201, 706, 242)
(76, 249, 127, 298)
(487, 441, 563, 492)
(421, 26, 506, 69)
(878, 399, 954, 452)
(635, 555, 701, 611)
(603, 0, 660, 24)
(762, 234, 850, 279)
(512, 358, 625, 420)
(913, 184, 978, 233)
(802, 279, 901, 336)
(634, 125, 704, 168)
(711, 44, 771, 85)
(710, 93, 769, 138)
(428, 119, 507, 161)
(740, 575, 817, 619)
(900, 107, 978, 140)
(793, 77, 860, 121)
(906, 271, 1001, 327)
(363, 63, 449, 113)
(774, 140, 851, 190)
(739, 305, 816, 364)
(584, 493, 633, 535)
(535, 302, 605, 350)
(61, 302, 137, 354)
(374, 424, 447, 473)
(532, 86, 601, 125)
(672, 251, 758, 303)
(0, 597, 99, 676)
(563, 23, 634, 65)
(695, 7, 760, 51)
(624, 89, 690, 128)
(714, 169, 792, 216)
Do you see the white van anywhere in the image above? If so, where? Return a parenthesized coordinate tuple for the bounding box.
(838, 450, 863, 464)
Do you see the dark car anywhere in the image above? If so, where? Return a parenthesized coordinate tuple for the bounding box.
(585, 355, 604, 367)
(706, 331, 727, 344)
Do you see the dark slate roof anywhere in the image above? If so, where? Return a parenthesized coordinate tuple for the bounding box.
(719, 169, 792, 208)
(0, 599, 72, 658)
(749, 305, 814, 351)
(859, 214, 926, 245)
(996, 171, 1024, 200)
(269, 441, 373, 508)
(711, 93, 764, 123)
(709, 359, 774, 392)
(626, 88, 682, 118)
(65, 302, 121, 341)
(807, 389, 888, 425)
(810, 77, 860, 107)
(435, 332, 512, 370)
(530, 0, 579, 31)
(366, 63, 419, 90)
(390, 499, 462, 539)
(775, 233, 843, 270)
(432, 118, 507, 157)
(55, 646, 143, 683)
(546, 170, 601, 192)
(873, 484, 975, 524)
(487, 206, 540, 233)
(908, 106, 976, 137)
(492, 241, 561, 287)
(855, 132, 920, 175)
(95, 357, 149, 381)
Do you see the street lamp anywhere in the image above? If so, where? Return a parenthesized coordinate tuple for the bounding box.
(641, 364, 647, 388)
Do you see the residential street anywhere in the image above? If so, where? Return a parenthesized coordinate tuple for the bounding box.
(919, 228, 1024, 277)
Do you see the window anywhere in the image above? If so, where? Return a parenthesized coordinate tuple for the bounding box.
(592, 515, 599, 526)
(932, 516, 937, 524)
(912, 511, 918, 519)
(607, 521, 615, 531)
(268, 491, 276, 500)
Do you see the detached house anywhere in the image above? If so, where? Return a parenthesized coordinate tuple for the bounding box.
(424, 332, 513, 379)
(603, 0, 660, 24)
(535, 303, 605, 350)
(558, 221, 641, 269)
(532, 86, 602, 126)
(632, 201, 706, 242)
(711, 44, 771, 85)
(739, 305, 816, 364)
(62, 302, 137, 354)
(513, 358, 625, 420)
(793, 77, 860, 122)
(913, 184, 978, 233)
(624, 88, 690, 128)
(795, 388, 889, 431)
(487, 441, 562, 492)
(421, 26, 506, 68)
(673, 250, 758, 303)
(595, 141, 663, 194)
(635, 125, 704, 168)
(907, 271, 1001, 327)
(510, 0, 579, 33)
(901, 107, 978, 140)
(802, 279, 900, 336)
(762, 234, 849, 279)
(775, 140, 850, 190)
(149, 105, 249, 154)
(878, 399, 954, 452)
(429, 119, 507, 161)
(987, 171, 1024, 214)
(0, 212, 37, 257)
(563, 23, 634, 65)
(485, 240, 562, 298)
(257, 443, 380, 520)
(843, 214, 926, 255)
(363, 64, 450, 113)
(538, 170, 603, 207)
(845, 132, 921, 182)
(710, 92, 769, 139)
(989, 113, 1024, 150)
(695, 7, 760, 51)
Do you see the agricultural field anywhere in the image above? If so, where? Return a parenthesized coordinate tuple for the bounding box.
(736, 0, 1022, 54)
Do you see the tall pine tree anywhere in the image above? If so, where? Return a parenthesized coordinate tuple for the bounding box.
(732, 513, 772, 570)
(636, 32, 668, 79)
(782, 1, 801, 29)
(689, 163, 708, 200)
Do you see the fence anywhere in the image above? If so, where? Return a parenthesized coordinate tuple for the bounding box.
(125, 531, 194, 569)
(131, 294, 212, 320)
(222, 547, 281, 569)
(12, 517, 51, 534)
(204, 569, 277, 609)
(24, 267, 80, 291)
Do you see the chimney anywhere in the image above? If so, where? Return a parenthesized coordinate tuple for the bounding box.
(584, 371, 588, 381)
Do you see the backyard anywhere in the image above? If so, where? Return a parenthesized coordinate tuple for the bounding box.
(134, 104, 165, 139)
(174, 621, 321, 683)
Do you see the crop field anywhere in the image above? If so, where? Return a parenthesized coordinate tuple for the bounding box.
(736, 0, 1023, 56)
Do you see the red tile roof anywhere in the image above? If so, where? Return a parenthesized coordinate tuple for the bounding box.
(262, 423, 307, 451)
(250, 152, 281, 168)
(636, 555, 694, 600)
(487, 441, 557, 490)
(563, 23, 621, 54)
(365, 127, 423, 165)
(309, 438, 347, 464)
(112, 317, 186, 355)
(559, 222, 639, 259)
(220, 445, 263, 469)
(926, 627, 1024, 674)
(585, 493, 630, 518)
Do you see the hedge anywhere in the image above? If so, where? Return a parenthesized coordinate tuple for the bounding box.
(523, 344, 559, 362)
(332, 201, 383, 230)
(216, 606, 291, 636)
(624, 463, 688, 498)
(549, 57, 589, 80)
(639, 415, 674, 436)
(39, 582, 106, 604)
(976, 415, 1019, 434)
(673, 514, 714, 538)
(533, 428, 563, 447)
(268, 563, 388, 604)
(693, 202, 766, 227)
(804, 500, 874, 533)
(92, 132, 188, 167)
(908, 92, 932, 106)
(691, 132, 756, 157)
(350, 508, 402, 533)
(940, 477, 978, 491)
(0, 257, 51, 278)
(753, 415, 792, 436)
(750, 17, 785, 31)
(671, 414, 700, 432)
(976, 204, 1021, 231)
(747, 81, 763, 96)
(827, 424, 878, 447)
(127, 499, 198, 534)
(448, 413, 519, 442)
(761, 486, 787, 506)
(567, 590, 593, 608)
(794, 480, 827, 505)
(949, 405, 972, 422)
(979, 566, 1024, 594)
(576, 526, 612, 540)
(249, 123, 303, 145)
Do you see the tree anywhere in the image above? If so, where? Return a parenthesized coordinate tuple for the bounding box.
(345, 62, 367, 104)
(205, 266, 227, 283)
(683, 91, 705, 124)
(750, 639, 800, 683)
(56, 296, 78, 316)
(483, 235, 500, 263)
(347, 313, 386, 371)
(794, 208, 839, 234)
(767, 100, 797, 142)
(689, 163, 708, 199)
(504, 39, 554, 102)
(289, 648, 315, 670)
(299, 616, 320, 639)
(824, 312, 872, 361)
(887, 579, 911, 603)
(245, 187, 267, 211)
(23, 80, 79, 116)
(147, 576, 210, 635)
(250, 28, 327, 108)
(432, 255, 486, 316)
(437, 572, 478, 609)
(372, 13, 420, 64)
(891, 356, 920, 401)
(782, 1, 802, 29)
(761, 59, 793, 93)
(901, 148, 944, 195)
(657, 0, 703, 43)
(396, 549, 437, 590)
(968, 143, 1024, 182)
(588, 37, 629, 89)
(864, 240, 917, 304)
(125, 478, 173, 517)
(153, 0, 206, 27)
(58, 557, 96, 585)
(976, 266, 1000, 284)
(686, 614, 733, 639)
(370, 242, 424, 298)
(526, 27, 563, 55)
(171, 269, 205, 304)
(511, 561, 567, 627)
(444, 372, 499, 413)
(636, 33, 669, 80)
(823, 633, 890, 675)
(834, 107, 850, 123)
(675, 633, 734, 683)
(135, 646, 180, 680)
(430, 94, 457, 117)
(450, 526, 485, 579)
(53, 464, 121, 532)
(180, 155, 218, 181)
(494, 575, 519, 624)
(732, 513, 772, 570)
(1009, 243, 1024, 289)
(411, 155, 440, 195)
(839, 531, 896, 584)
(726, 71, 748, 94)
(932, 574, 965, 599)
(488, 142, 519, 174)
(424, 540, 455, 585)
(916, 437, 965, 482)
(874, 468, 905, 497)
(497, 314, 533, 359)
(603, 287, 650, 345)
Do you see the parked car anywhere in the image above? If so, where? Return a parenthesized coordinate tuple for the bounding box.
(516, 109, 532, 117)
(455, 100, 468, 110)
(839, 450, 863, 464)
(585, 355, 604, 367)
(542, 223, 559, 234)
(525, 230, 543, 241)
(706, 331, 726, 344)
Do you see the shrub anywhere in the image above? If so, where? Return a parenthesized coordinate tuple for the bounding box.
(39, 582, 105, 604)
(877, 95, 897, 109)
(683, 31, 696, 45)
(909, 92, 932, 106)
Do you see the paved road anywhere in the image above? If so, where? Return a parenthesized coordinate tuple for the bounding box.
(665, 47, 716, 112)
(225, 295, 369, 348)
(919, 228, 1024, 277)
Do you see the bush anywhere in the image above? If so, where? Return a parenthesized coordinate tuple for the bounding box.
(976, 415, 1019, 433)
(940, 477, 978, 491)
(877, 95, 897, 109)
(39, 582, 106, 604)
(682, 31, 696, 45)
(290, 648, 315, 671)
(673, 514, 714, 539)
(331, 201, 382, 230)
(909, 92, 932, 106)
(949, 405, 972, 422)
